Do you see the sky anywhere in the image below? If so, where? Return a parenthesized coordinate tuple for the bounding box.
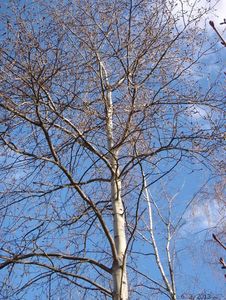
(174, 0, 226, 295)
(173, 1, 226, 298)
(209, 0, 226, 24)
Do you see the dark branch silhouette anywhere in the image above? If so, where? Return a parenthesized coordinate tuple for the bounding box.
(209, 20, 226, 47)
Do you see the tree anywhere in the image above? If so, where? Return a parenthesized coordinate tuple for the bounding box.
(0, 0, 224, 299)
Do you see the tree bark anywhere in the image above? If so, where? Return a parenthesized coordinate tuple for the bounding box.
(111, 164, 128, 300)
(98, 57, 128, 299)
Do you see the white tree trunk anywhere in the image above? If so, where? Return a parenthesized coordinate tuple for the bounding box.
(98, 57, 128, 299)
(111, 164, 128, 300)
(143, 176, 176, 300)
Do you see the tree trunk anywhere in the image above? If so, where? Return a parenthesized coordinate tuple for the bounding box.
(111, 165, 128, 300)
(98, 56, 128, 299)
(108, 111, 128, 299)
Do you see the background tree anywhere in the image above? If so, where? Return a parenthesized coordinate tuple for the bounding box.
(0, 0, 224, 299)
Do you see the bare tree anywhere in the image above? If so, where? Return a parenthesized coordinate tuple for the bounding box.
(0, 1, 224, 299)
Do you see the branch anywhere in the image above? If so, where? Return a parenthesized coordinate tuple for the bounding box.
(219, 257, 226, 269)
(0, 251, 111, 273)
(209, 21, 226, 47)
(212, 233, 226, 250)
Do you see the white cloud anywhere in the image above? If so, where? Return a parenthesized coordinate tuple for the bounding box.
(186, 104, 209, 119)
(209, 0, 226, 24)
(172, 0, 226, 29)
(180, 198, 225, 235)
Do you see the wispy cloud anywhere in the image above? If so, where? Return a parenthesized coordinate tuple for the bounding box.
(209, 0, 226, 24)
(173, 0, 226, 28)
(180, 197, 225, 235)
